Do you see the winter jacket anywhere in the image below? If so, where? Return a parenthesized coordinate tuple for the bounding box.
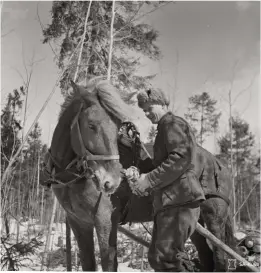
(139, 112, 205, 214)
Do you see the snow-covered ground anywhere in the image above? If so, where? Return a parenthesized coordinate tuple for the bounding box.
(2, 218, 260, 272)
(1, 218, 142, 271)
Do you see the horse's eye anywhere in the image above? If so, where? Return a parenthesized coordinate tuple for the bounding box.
(88, 124, 95, 130)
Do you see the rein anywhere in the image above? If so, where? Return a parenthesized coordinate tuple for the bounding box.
(42, 101, 119, 189)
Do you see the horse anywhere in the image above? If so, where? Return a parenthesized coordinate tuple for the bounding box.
(41, 79, 235, 272)
(41, 79, 138, 271)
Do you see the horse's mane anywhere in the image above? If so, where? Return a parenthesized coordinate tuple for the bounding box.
(94, 80, 135, 123)
(59, 79, 136, 123)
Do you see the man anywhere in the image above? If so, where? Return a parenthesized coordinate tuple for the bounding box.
(130, 88, 205, 272)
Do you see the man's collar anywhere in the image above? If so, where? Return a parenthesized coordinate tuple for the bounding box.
(157, 111, 172, 128)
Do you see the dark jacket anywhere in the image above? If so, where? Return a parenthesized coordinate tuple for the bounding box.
(139, 112, 205, 214)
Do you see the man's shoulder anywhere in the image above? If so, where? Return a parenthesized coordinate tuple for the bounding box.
(161, 112, 189, 128)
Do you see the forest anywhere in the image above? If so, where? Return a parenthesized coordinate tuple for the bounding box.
(1, 1, 260, 271)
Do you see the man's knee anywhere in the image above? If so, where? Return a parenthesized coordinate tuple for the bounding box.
(148, 243, 183, 271)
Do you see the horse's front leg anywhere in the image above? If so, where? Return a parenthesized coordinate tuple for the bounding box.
(94, 198, 120, 271)
(67, 215, 96, 271)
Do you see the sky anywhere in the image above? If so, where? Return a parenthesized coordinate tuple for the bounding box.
(1, 1, 260, 154)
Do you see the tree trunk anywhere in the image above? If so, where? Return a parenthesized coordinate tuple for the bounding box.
(140, 228, 148, 271)
(73, 0, 92, 82)
(200, 103, 204, 145)
(41, 196, 57, 270)
(40, 187, 44, 224)
(66, 217, 72, 271)
(16, 162, 22, 243)
(229, 90, 236, 230)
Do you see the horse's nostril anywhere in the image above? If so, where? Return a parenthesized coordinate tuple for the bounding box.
(104, 181, 111, 192)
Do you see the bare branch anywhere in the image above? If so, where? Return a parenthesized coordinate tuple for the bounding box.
(1, 28, 14, 38)
(107, 0, 116, 80)
(233, 180, 260, 218)
(114, 2, 145, 36)
(36, 3, 59, 60)
(74, 0, 93, 82)
(232, 73, 257, 104)
(114, 2, 172, 37)
(1, 38, 83, 184)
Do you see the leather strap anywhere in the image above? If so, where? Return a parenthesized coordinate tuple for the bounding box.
(70, 101, 119, 160)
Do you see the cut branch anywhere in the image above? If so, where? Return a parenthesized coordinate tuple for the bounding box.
(107, 0, 116, 80)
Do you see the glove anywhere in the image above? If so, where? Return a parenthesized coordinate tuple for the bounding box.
(124, 167, 149, 197)
(131, 173, 151, 196)
(125, 166, 140, 180)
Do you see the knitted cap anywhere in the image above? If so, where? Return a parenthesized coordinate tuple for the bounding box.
(137, 88, 170, 108)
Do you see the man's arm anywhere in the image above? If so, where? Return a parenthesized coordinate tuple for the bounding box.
(147, 120, 194, 190)
(138, 157, 155, 174)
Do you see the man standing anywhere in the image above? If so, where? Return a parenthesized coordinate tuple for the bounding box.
(130, 88, 205, 272)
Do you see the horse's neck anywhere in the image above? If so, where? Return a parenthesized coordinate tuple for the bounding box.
(51, 104, 77, 169)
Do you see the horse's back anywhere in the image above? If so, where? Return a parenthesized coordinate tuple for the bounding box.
(195, 145, 232, 201)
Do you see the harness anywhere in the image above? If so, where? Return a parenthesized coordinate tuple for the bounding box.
(42, 102, 120, 189)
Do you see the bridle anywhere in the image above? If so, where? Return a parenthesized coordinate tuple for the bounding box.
(42, 101, 120, 189)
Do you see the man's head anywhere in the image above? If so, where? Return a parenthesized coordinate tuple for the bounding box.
(137, 89, 169, 124)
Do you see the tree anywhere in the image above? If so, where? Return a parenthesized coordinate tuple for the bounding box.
(218, 116, 257, 227)
(42, 1, 166, 96)
(185, 92, 221, 145)
(21, 123, 44, 219)
(218, 116, 255, 166)
(1, 87, 25, 235)
(147, 125, 157, 144)
(1, 87, 25, 174)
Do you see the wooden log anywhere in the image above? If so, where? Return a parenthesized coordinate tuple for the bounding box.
(118, 223, 259, 272)
(196, 223, 259, 272)
(118, 226, 150, 248)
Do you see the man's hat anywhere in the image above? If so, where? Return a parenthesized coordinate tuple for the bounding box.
(137, 88, 170, 108)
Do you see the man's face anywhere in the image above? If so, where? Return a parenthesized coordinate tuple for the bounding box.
(141, 102, 166, 124)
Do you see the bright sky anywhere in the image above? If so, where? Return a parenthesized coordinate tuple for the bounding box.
(1, 1, 260, 154)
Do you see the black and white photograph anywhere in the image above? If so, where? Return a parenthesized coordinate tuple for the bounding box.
(1, 1, 260, 271)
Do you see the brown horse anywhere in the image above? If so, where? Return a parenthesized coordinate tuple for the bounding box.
(42, 79, 235, 271)
(41, 79, 136, 271)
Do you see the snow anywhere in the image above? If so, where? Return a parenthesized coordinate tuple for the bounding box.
(1, 218, 144, 272)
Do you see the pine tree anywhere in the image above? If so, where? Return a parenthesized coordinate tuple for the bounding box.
(185, 92, 221, 145)
(42, 1, 163, 96)
(22, 123, 44, 218)
(1, 87, 25, 235)
(1, 87, 25, 174)
(147, 125, 157, 143)
(218, 116, 256, 227)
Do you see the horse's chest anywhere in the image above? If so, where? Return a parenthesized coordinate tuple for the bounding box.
(53, 187, 95, 223)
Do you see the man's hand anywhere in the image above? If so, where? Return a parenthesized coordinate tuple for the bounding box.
(124, 167, 151, 196)
(130, 173, 151, 196)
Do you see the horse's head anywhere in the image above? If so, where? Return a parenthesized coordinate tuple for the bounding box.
(67, 79, 135, 194)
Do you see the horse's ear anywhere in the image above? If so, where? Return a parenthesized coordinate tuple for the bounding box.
(128, 91, 137, 100)
(122, 91, 137, 104)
